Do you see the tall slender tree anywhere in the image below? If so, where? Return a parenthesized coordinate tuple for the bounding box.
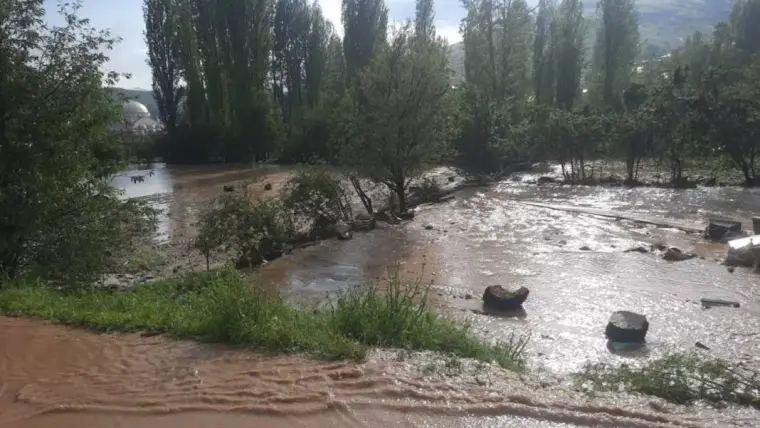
(144, 0, 183, 131)
(554, 0, 585, 110)
(590, 0, 639, 110)
(342, 0, 388, 82)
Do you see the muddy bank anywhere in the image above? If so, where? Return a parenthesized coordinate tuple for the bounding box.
(2, 317, 758, 428)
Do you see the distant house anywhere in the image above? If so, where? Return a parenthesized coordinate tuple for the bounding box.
(110, 100, 164, 142)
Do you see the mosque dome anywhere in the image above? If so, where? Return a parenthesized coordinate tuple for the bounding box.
(123, 100, 151, 123)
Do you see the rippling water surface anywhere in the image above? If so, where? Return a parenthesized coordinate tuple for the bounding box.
(2, 165, 760, 427)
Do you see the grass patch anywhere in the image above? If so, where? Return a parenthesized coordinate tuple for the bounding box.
(577, 353, 760, 408)
(0, 268, 527, 370)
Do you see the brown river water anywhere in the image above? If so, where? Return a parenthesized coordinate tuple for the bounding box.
(2, 164, 760, 427)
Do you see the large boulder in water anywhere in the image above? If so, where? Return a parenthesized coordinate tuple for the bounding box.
(704, 218, 743, 242)
(329, 221, 353, 240)
(483, 285, 529, 311)
(605, 311, 649, 343)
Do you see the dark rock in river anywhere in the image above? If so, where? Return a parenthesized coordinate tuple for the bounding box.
(483, 285, 529, 311)
(330, 221, 353, 240)
(700, 298, 740, 309)
(605, 311, 649, 343)
(537, 176, 556, 185)
(704, 218, 743, 242)
(753, 217, 760, 235)
(579, 245, 591, 251)
(223, 185, 234, 192)
(264, 183, 273, 191)
(624, 245, 650, 254)
(398, 210, 415, 220)
(662, 247, 696, 262)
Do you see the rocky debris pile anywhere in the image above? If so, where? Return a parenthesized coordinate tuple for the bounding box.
(482, 285, 529, 311)
(704, 218, 745, 243)
(605, 311, 649, 343)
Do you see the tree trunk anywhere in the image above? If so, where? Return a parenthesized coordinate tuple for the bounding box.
(395, 181, 407, 213)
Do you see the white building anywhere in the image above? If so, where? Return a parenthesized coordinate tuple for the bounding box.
(111, 100, 164, 137)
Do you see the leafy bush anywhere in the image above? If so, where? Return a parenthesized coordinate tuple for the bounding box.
(281, 167, 353, 234)
(195, 190, 295, 267)
(0, 2, 156, 285)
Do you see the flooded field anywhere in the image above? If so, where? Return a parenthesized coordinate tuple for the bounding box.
(2, 164, 760, 427)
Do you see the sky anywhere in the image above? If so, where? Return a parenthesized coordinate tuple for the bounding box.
(42, 0, 468, 90)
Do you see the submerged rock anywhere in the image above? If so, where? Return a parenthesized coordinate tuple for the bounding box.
(700, 298, 740, 309)
(537, 176, 556, 185)
(264, 183, 273, 191)
(223, 185, 234, 192)
(662, 247, 696, 262)
(579, 245, 592, 251)
(605, 311, 649, 343)
(704, 218, 744, 242)
(624, 245, 650, 254)
(482, 285, 529, 311)
(330, 221, 353, 240)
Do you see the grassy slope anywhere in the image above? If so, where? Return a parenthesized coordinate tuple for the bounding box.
(0, 268, 527, 370)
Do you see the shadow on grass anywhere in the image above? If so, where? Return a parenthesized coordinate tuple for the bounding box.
(0, 267, 528, 371)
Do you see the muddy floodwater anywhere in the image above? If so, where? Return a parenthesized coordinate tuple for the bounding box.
(2, 164, 760, 427)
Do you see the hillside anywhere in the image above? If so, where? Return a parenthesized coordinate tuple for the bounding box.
(446, 0, 734, 82)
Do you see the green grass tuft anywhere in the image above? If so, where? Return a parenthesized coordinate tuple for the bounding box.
(576, 353, 760, 408)
(0, 268, 527, 370)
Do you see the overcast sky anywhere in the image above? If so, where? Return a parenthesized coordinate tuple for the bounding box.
(42, 0, 477, 90)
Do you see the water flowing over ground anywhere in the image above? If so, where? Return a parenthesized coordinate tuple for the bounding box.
(2, 164, 760, 427)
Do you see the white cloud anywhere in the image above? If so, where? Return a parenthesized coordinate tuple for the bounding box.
(319, 0, 344, 36)
(436, 21, 461, 43)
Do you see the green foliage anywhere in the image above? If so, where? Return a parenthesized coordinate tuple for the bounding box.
(577, 353, 760, 408)
(195, 191, 294, 267)
(0, 1, 156, 284)
(0, 267, 528, 369)
(144, 0, 183, 131)
(342, 0, 388, 82)
(342, 21, 453, 211)
(329, 268, 528, 371)
(282, 167, 353, 232)
(590, 0, 640, 110)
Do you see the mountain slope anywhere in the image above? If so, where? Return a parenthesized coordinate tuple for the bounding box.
(446, 0, 735, 82)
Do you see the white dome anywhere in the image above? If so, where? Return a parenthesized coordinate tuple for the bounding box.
(123, 100, 150, 120)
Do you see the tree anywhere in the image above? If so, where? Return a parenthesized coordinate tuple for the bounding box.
(0, 0, 154, 283)
(590, 0, 639, 110)
(345, 21, 452, 212)
(342, 0, 388, 82)
(415, 0, 435, 40)
(144, 0, 183, 131)
(554, 0, 585, 110)
(533, 0, 556, 105)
